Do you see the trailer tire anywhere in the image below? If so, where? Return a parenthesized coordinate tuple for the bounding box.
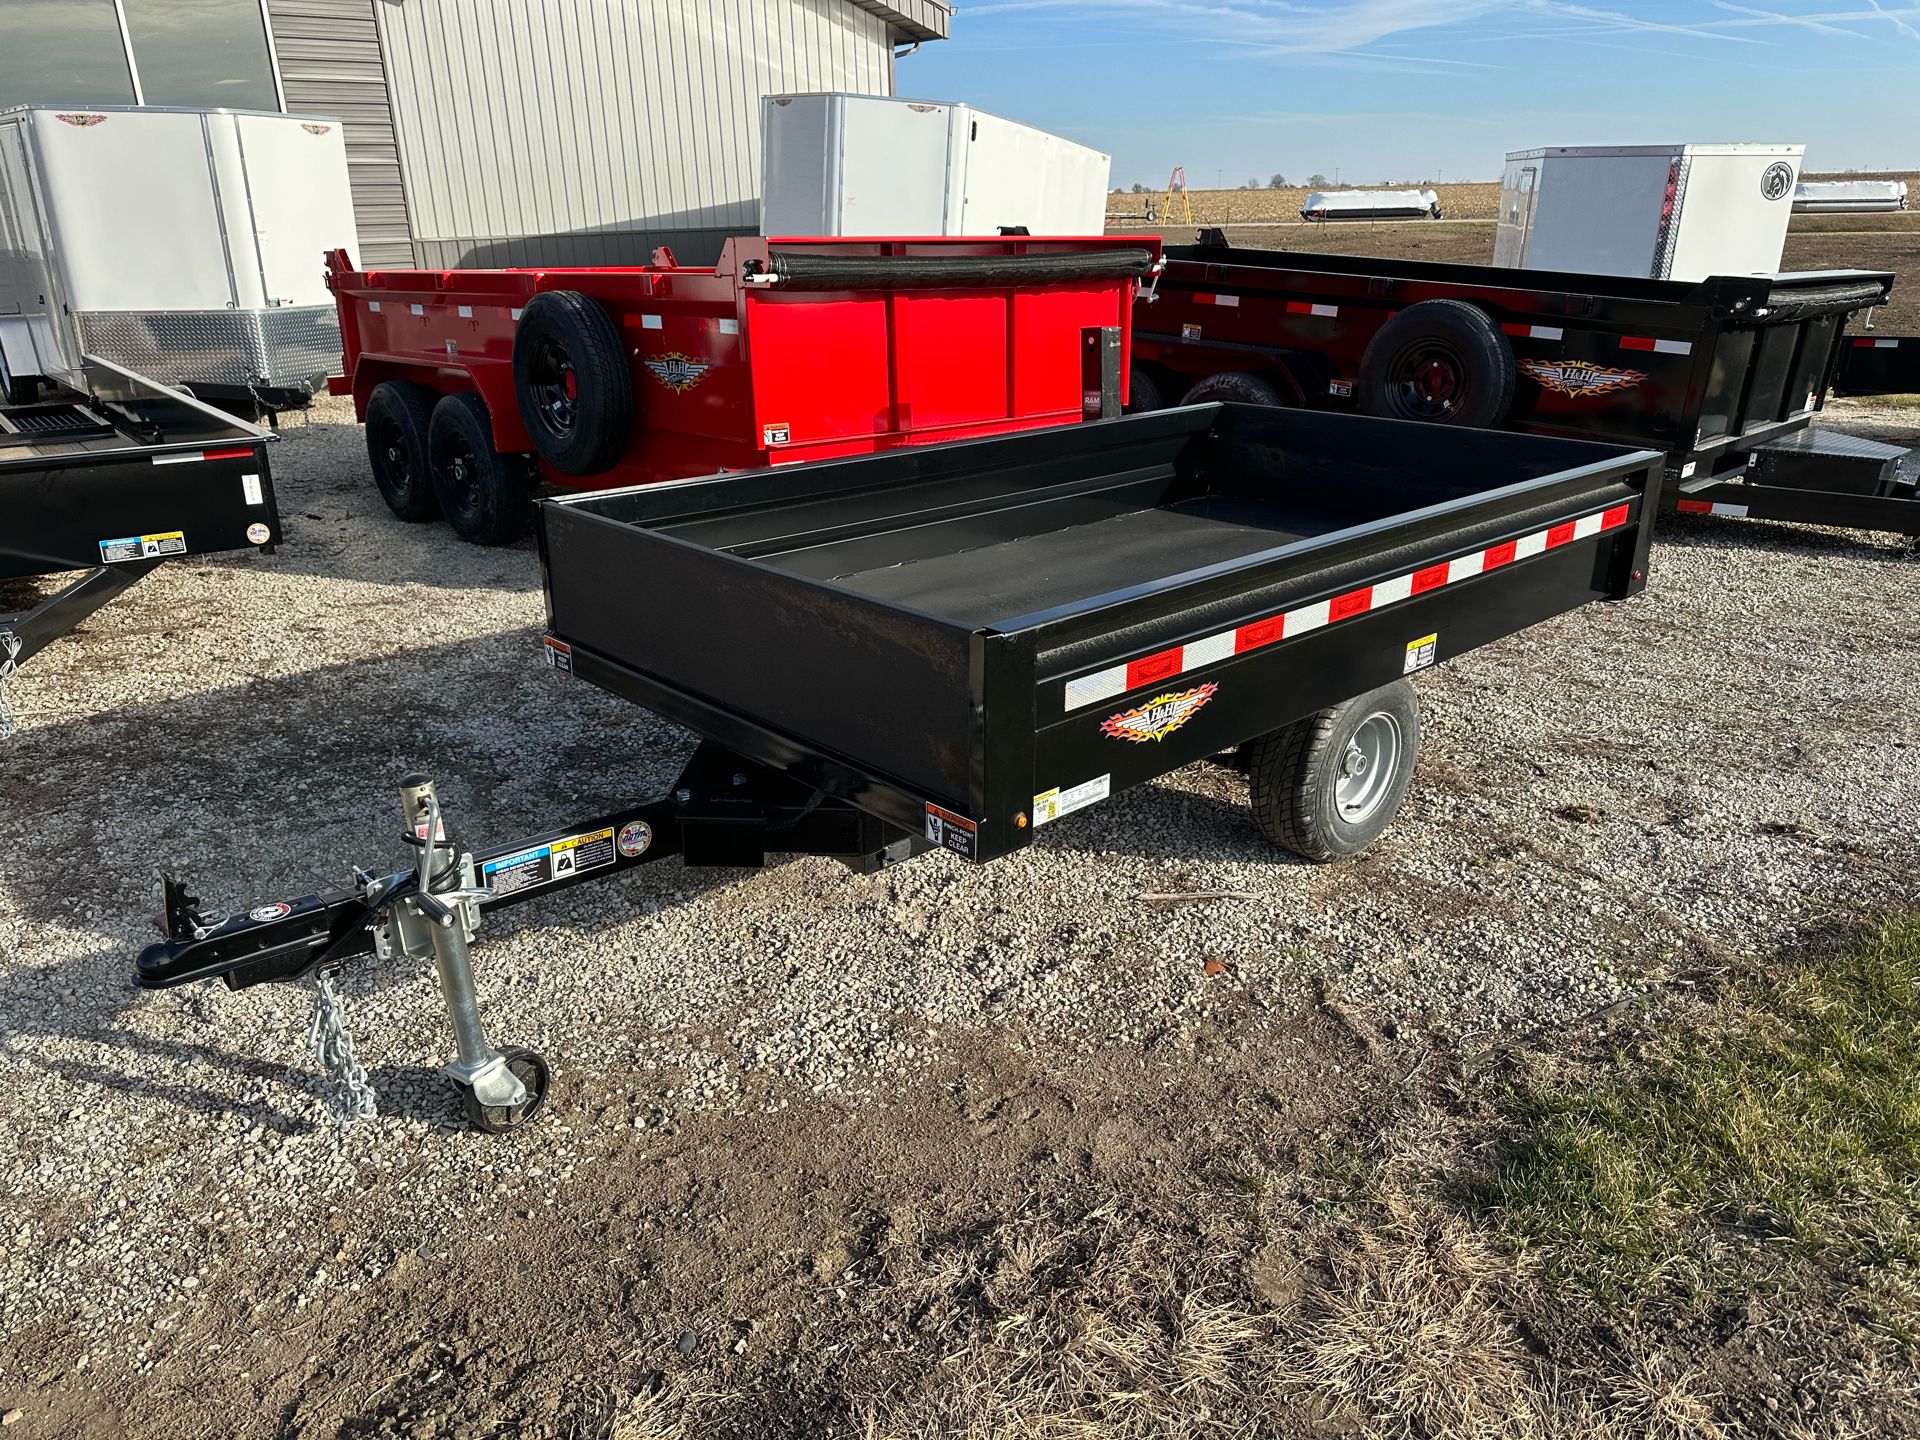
(1179, 371, 1287, 408)
(364, 381, 440, 522)
(428, 392, 535, 546)
(1247, 679, 1420, 862)
(1126, 366, 1168, 414)
(512, 290, 632, 476)
(1357, 299, 1514, 428)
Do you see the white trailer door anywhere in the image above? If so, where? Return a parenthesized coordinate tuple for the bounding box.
(1524, 152, 1671, 278)
(32, 109, 235, 311)
(229, 114, 359, 306)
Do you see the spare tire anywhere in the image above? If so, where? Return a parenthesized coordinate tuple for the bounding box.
(512, 290, 632, 475)
(1179, 371, 1287, 408)
(1357, 299, 1514, 428)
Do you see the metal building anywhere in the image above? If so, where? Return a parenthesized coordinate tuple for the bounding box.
(0, 0, 951, 268)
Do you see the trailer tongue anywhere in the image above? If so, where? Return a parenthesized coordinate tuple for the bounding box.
(134, 405, 1662, 1131)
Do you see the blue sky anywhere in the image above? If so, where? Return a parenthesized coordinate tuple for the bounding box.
(903, 1, 1920, 187)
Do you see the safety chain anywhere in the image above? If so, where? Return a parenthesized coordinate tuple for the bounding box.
(307, 970, 378, 1127)
(0, 633, 21, 740)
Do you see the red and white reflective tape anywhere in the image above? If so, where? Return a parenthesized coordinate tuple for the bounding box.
(1285, 301, 1339, 317)
(1062, 503, 1632, 712)
(1619, 335, 1692, 356)
(1853, 337, 1901, 349)
(151, 445, 254, 466)
(1192, 293, 1240, 307)
(1500, 322, 1564, 341)
(1675, 498, 1749, 517)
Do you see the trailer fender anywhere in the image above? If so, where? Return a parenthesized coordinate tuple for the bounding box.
(511, 291, 633, 476)
(1357, 299, 1515, 428)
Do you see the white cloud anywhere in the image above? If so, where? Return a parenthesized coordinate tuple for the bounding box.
(954, 0, 1920, 52)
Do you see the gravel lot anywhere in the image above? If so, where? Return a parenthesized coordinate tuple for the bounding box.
(2, 395, 1917, 1434)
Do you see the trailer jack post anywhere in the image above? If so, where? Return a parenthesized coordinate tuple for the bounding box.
(395, 776, 548, 1132)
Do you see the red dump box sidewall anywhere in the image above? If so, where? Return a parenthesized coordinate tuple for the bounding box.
(326, 235, 1160, 489)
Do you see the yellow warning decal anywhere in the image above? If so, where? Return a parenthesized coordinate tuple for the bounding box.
(1404, 633, 1438, 674)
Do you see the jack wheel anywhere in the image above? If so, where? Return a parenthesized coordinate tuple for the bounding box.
(460, 1046, 551, 1133)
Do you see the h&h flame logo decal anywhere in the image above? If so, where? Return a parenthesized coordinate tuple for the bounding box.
(301, 122, 333, 135)
(1101, 683, 1218, 743)
(1519, 358, 1647, 399)
(642, 352, 711, 393)
(55, 113, 107, 127)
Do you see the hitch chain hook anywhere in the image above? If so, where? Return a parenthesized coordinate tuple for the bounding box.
(307, 969, 377, 1126)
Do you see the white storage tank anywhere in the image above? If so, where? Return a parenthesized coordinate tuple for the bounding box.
(760, 93, 1111, 238)
(1493, 143, 1804, 281)
(0, 105, 359, 407)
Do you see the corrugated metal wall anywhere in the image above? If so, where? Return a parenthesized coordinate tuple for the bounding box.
(374, 0, 896, 269)
(264, 0, 415, 267)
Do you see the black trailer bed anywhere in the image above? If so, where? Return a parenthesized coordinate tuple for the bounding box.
(541, 405, 1662, 863)
(1, 356, 280, 677)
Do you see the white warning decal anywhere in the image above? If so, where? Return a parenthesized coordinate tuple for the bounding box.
(1032, 774, 1111, 827)
(482, 827, 615, 895)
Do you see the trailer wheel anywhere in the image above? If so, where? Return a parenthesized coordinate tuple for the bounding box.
(460, 1046, 551, 1133)
(512, 290, 632, 476)
(1126, 366, 1168, 414)
(427, 392, 534, 546)
(1357, 300, 1514, 427)
(364, 381, 441, 522)
(1248, 680, 1420, 862)
(1179, 371, 1287, 408)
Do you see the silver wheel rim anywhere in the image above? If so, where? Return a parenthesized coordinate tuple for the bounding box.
(1335, 711, 1401, 825)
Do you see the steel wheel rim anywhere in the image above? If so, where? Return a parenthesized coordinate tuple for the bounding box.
(1391, 341, 1468, 419)
(442, 433, 482, 513)
(1335, 712, 1401, 824)
(528, 336, 578, 437)
(373, 416, 412, 485)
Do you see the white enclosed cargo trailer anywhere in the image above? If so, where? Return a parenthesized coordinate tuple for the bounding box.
(0, 105, 358, 411)
(1493, 143, 1804, 282)
(760, 93, 1110, 238)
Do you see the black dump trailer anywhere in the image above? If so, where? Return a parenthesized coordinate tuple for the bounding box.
(1132, 236, 1918, 538)
(135, 404, 1661, 1133)
(1, 356, 280, 725)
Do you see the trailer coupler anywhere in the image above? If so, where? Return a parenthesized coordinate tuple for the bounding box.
(133, 744, 929, 1131)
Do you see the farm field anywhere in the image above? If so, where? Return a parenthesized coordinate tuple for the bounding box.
(1112, 179, 1920, 332)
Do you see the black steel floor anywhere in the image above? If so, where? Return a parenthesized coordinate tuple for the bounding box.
(832, 496, 1320, 625)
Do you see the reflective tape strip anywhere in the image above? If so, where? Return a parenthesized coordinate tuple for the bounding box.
(1060, 503, 1633, 711)
(1676, 498, 1750, 517)
(1193, 293, 1240, 307)
(1620, 336, 1691, 355)
(151, 445, 253, 466)
(1853, 337, 1899, 348)
(1500, 323, 1564, 340)
(1285, 301, 1338, 317)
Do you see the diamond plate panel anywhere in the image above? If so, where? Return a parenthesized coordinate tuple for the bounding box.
(73, 306, 341, 395)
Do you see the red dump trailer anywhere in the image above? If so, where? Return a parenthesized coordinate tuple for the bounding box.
(325, 236, 1160, 544)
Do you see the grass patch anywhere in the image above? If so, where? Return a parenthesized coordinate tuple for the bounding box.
(1468, 915, 1920, 1328)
